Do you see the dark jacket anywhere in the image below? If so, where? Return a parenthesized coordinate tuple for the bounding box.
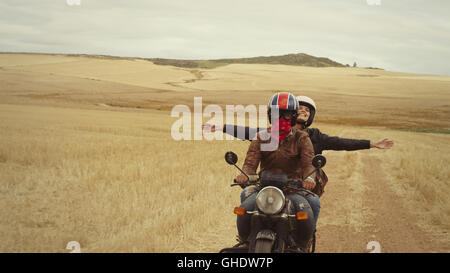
(223, 125, 371, 196)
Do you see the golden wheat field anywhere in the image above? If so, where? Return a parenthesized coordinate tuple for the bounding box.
(0, 53, 449, 252)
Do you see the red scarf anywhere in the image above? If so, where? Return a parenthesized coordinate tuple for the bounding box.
(271, 118, 292, 143)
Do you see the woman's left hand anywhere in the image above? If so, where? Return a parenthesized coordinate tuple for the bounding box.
(371, 138, 394, 149)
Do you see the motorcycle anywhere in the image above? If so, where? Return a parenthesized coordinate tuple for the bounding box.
(220, 151, 326, 253)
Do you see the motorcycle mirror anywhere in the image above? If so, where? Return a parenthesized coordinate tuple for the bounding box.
(225, 151, 250, 184)
(312, 154, 326, 169)
(225, 151, 238, 165)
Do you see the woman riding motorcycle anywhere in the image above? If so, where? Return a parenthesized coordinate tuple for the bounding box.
(235, 92, 318, 250)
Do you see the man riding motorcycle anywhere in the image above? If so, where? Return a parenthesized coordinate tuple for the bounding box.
(235, 92, 318, 250)
(204, 95, 393, 229)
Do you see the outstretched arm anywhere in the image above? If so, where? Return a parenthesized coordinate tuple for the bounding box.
(202, 123, 264, 141)
(307, 127, 369, 152)
(312, 128, 393, 152)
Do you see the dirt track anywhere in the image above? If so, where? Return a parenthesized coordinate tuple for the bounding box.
(316, 151, 449, 253)
(0, 54, 448, 252)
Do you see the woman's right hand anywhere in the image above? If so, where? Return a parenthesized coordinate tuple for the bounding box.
(202, 123, 219, 133)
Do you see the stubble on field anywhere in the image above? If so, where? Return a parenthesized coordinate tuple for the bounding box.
(0, 53, 449, 252)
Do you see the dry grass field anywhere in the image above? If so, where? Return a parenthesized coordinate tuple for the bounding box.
(0, 53, 449, 252)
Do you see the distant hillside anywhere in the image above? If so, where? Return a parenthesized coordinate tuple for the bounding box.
(0, 52, 347, 69)
(149, 53, 345, 69)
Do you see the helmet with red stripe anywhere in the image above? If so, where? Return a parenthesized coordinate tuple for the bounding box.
(267, 92, 299, 125)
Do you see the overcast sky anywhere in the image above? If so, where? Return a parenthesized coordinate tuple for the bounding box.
(1, 0, 449, 75)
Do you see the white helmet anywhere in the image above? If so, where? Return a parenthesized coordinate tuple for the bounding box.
(296, 96, 317, 127)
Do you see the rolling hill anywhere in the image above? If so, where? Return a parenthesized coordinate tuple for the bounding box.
(150, 53, 346, 69)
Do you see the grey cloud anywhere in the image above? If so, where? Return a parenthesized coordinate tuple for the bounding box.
(0, 0, 449, 75)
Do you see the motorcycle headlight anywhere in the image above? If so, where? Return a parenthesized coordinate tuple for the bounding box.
(255, 186, 285, 215)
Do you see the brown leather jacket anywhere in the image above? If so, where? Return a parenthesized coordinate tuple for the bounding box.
(242, 128, 316, 183)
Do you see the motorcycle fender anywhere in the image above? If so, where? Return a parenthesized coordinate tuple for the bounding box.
(256, 229, 277, 242)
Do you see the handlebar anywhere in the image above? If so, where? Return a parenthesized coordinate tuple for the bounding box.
(225, 151, 325, 196)
(231, 178, 302, 185)
(231, 179, 255, 187)
(231, 178, 314, 195)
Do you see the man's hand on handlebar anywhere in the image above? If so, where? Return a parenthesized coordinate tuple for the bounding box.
(235, 173, 249, 184)
(302, 178, 316, 191)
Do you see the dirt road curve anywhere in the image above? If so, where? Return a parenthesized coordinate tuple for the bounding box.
(315, 151, 449, 253)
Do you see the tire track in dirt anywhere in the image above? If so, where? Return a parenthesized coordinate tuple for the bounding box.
(315, 152, 371, 252)
(316, 151, 449, 253)
(358, 153, 448, 252)
(165, 69, 205, 90)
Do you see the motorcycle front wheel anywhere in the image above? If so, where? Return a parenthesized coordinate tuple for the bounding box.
(254, 239, 274, 253)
